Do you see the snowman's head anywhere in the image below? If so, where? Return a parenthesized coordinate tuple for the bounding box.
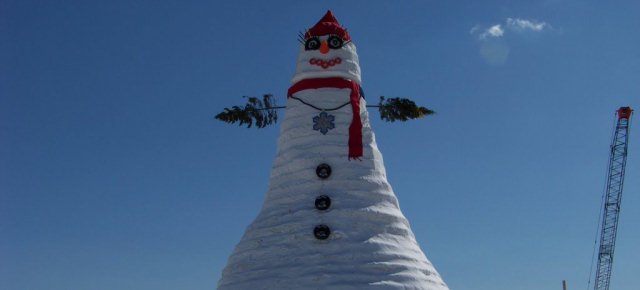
(291, 11, 361, 84)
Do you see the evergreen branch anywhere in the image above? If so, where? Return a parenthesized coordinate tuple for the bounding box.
(215, 94, 280, 128)
(373, 96, 435, 122)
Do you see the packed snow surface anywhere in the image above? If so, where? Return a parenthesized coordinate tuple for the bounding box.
(217, 87, 449, 289)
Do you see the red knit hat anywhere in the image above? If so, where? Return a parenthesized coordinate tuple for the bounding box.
(304, 10, 351, 41)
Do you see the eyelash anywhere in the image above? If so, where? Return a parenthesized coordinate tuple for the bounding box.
(297, 33, 350, 45)
(297, 32, 306, 44)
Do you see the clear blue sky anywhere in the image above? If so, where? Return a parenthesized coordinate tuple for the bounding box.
(1, 1, 639, 289)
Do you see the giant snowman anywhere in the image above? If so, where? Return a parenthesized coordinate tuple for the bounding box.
(218, 11, 449, 290)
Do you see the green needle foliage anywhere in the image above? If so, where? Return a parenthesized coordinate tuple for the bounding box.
(215, 95, 434, 128)
(215, 94, 280, 128)
(376, 96, 435, 122)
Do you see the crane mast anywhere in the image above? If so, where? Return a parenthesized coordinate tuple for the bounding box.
(592, 106, 633, 290)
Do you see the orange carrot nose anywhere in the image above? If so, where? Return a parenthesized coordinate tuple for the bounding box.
(319, 40, 329, 54)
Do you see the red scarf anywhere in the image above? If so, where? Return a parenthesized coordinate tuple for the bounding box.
(287, 77, 363, 160)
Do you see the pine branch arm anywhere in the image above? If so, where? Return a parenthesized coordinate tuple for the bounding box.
(369, 96, 435, 122)
(215, 94, 280, 128)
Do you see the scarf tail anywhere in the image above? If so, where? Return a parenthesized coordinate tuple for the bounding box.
(348, 82, 363, 160)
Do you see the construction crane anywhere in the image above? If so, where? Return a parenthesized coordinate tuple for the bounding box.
(591, 106, 633, 290)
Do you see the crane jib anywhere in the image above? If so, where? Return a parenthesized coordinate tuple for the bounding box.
(592, 106, 632, 290)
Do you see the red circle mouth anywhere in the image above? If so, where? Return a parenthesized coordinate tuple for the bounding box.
(309, 57, 342, 69)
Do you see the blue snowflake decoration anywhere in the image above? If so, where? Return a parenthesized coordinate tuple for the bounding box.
(313, 112, 335, 135)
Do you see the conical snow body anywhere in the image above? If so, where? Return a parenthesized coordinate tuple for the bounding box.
(217, 11, 448, 290)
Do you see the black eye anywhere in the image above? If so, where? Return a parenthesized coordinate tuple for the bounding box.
(305, 37, 320, 50)
(327, 36, 343, 49)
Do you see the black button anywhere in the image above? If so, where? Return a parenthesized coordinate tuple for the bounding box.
(316, 163, 331, 179)
(314, 225, 331, 240)
(315, 195, 331, 211)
